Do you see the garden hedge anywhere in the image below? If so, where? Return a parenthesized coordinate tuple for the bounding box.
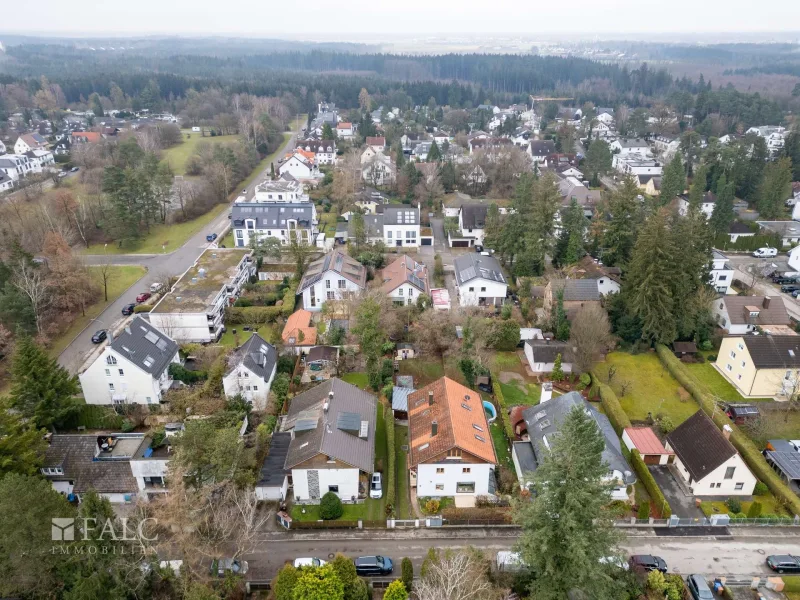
(630, 449, 672, 518)
(492, 379, 515, 442)
(591, 376, 632, 435)
(655, 344, 800, 517)
(384, 404, 396, 515)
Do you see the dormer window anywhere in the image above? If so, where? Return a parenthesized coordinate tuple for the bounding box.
(106, 355, 117, 365)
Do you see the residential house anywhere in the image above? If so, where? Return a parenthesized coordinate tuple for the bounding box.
(0, 172, 13, 192)
(381, 205, 420, 248)
(567, 256, 622, 296)
(678, 192, 717, 219)
(366, 136, 386, 151)
(279, 153, 320, 181)
(283, 378, 377, 503)
(71, 131, 102, 144)
(78, 317, 180, 406)
(252, 178, 309, 203)
(52, 135, 72, 156)
(523, 338, 574, 374)
(433, 132, 449, 145)
(528, 140, 556, 165)
(297, 140, 336, 165)
(380, 255, 429, 305)
(0, 154, 33, 181)
(306, 345, 339, 370)
(652, 135, 680, 160)
(14, 132, 48, 154)
(622, 427, 673, 465)
(610, 138, 651, 157)
(665, 411, 756, 496)
(789, 245, 800, 272)
(728, 221, 755, 243)
(558, 177, 601, 211)
(747, 126, 786, 155)
(297, 249, 368, 312)
(451, 203, 488, 247)
(25, 148, 55, 172)
(712, 296, 791, 335)
(756, 221, 800, 246)
(512, 392, 635, 499)
(453, 253, 508, 307)
(412, 141, 433, 162)
(407, 377, 497, 503)
(0, 139, 6, 154)
(361, 153, 396, 186)
(222, 334, 278, 410)
(556, 165, 584, 180)
(710, 250, 734, 294)
(335, 122, 354, 139)
(596, 110, 615, 125)
(613, 154, 662, 178)
(543, 279, 602, 321)
(638, 175, 662, 196)
(716, 335, 800, 399)
(149, 249, 254, 342)
(255, 432, 292, 501)
(282, 309, 318, 355)
(231, 202, 317, 247)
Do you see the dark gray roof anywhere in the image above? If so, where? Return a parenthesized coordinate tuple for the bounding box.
(307, 345, 338, 363)
(347, 214, 383, 238)
(43, 435, 138, 494)
(297, 249, 367, 294)
(765, 440, 800, 481)
(525, 339, 573, 363)
(226, 333, 277, 380)
(284, 378, 377, 473)
(666, 411, 736, 481)
(454, 253, 506, 286)
(615, 138, 648, 148)
(512, 441, 538, 477)
(460, 204, 488, 229)
(383, 206, 419, 225)
(757, 221, 800, 237)
(729, 221, 753, 234)
(110, 316, 178, 377)
(742, 335, 800, 369)
(231, 202, 314, 229)
(529, 140, 556, 156)
(520, 392, 635, 485)
(258, 432, 291, 486)
(554, 279, 600, 302)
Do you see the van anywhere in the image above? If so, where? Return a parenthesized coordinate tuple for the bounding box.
(753, 247, 778, 258)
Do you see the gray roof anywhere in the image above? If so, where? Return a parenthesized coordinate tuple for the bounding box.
(231, 202, 314, 229)
(284, 378, 377, 473)
(43, 435, 138, 494)
(297, 249, 367, 294)
(513, 441, 538, 478)
(383, 205, 419, 225)
(226, 333, 277, 380)
(307, 345, 338, 364)
(742, 335, 800, 369)
(765, 440, 800, 481)
(454, 253, 506, 286)
(258, 432, 291, 487)
(520, 392, 635, 485)
(110, 317, 178, 377)
(529, 140, 556, 156)
(666, 411, 736, 481)
(615, 138, 649, 148)
(392, 387, 414, 412)
(554, 279, 601, 302)
(721, 296, 790, 326)
(525, 339, 573, 364)
(460, 204, 488, 229)
(756, 221, 800, 237)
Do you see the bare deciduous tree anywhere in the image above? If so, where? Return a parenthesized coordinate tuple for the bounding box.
(569, 304, 612, 373)
(11, 260, 51, 333)
(415, 549, 495, 600)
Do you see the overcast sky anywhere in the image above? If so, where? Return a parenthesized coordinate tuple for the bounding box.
(2, 0, 799, 38)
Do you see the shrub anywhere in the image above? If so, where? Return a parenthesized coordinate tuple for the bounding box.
(657, 415, 675, 435)
(700, 340, 713, 351)
(754, 481, 769, 496)
(747, 501, 763, 518)
(385, 404, 396, 516)
(401, 557, 413, 592)
(121, 419, 135, 433)
(319, 492, 344, 520)
(169, 362, 208, 384)
(277, 355, 295, 375)
(262, 414, 277, 434)
(637, 500, 650, 520)
(592, 377, 632, 435)
(608, 500, 629, 518)
(630, 449, 672, 518)
(647, 569, 667, 593)
(424, 498, 440, 514)
(383, 580, 408, 600)
(579, 373, 591, 387)
(707, 354, 717, 361)
(133, 304, 152, 313)
(725, 497, 742, 514)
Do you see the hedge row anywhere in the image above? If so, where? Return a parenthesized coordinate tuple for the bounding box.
(630, 449, 672, 518)
(655, 344, 800, 517)
(224, 282, 297, 324)
(712, 232, 782, 252)
(133, 304, 152, 313)
(280, 283, 297, 317)
(65, 405, 124, 430)
(492, 379, 515, 442)
(591, 376, 632, 435)
(384, 404, 396, 516)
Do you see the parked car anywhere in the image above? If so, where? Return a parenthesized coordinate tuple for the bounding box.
(70, 166, 79, 172)
(793, 290, 800, 299)
(370, 473, 382, 499)
(149, 282, 164, 294)
(58, 171, 68, 178)
(136, 292, 152, 303)
(773, 276, 799, 285)
(753, 247, 778, 258)
(629, 555, 667, 573)
(121, 303, 136, 316)
(91, 330, 107, 344)
(210, 558, 248, 578)
(294, 557, 327, 568)
(353, 556, 393, 576)
(686, 574, 713, 600)
(206, 233, 218, 242)
(766, 555, 800, 574)
(781, 285, 800, 294)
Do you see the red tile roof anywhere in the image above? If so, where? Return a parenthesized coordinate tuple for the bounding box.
(624, 427, 671, 455)
(282, 309, 317, 346)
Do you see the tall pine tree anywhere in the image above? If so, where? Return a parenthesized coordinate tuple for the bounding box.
(659, 154, 686, 206)
(709, 174, 735, 236)
(757, 157, 793, 219)
(602, 177, 641, 267)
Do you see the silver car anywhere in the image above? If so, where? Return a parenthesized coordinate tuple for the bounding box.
(370, 473, 382, 499)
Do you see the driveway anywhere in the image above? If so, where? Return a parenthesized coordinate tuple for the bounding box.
(649, 466, 706, 520)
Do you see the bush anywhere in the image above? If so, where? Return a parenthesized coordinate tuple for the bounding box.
(385, 404, 396, 516)
(754, 481, 769, 496)
(657, 415, 675, 435)
(630, 449, 672, 518)
(424, 499, 440, 514)
(579, 373, 591, 387)
(592, 377, 632, 435)
(725, 497, 742, 514)
(638, 500, 650, 520)
(699, 340, 713, 351)
(647, 570, 667, 593)
(169, 362, 208, 384)
(262, 414, 277, 434)
(121, 419, 135, 433)
(747, 501, 763, 518)
(133, 304, 152, 313)
(277, 355, 296, 375)
(319, 492, 343, 520)
(707, 354, 717, 361)
(401, 557, 413, 592)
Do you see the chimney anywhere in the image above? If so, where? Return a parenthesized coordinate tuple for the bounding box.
(763, 297, 771, 309)
(722, 424, 733, 440)
(428, 391, 434, 406)
(431, 421, 438, 437)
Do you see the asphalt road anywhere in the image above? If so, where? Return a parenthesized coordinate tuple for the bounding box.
(58, 128, 301, 374)
(240, 531, 800, 581)
(726, 254, 800, 321)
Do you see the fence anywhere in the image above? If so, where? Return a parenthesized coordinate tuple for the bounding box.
(443, 518, 516, 527)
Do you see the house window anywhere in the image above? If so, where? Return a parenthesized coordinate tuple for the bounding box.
(327, 291, 335, 300)
(105, 369, 111, 377)
(735, 482, 744, 490)
(726, 364, 732, 372)
(737, 374, 742, 381)
(253, 386, 258, 391)
(468, 287, 474, 292)
(338, 279, 346, 289)
(399, 289, 404, 296)
(435, 484, 444, 491)
(326, 280, 331, 289)
(724, 466, 736, 479)
(436, 468, 444, 474)
(730, 351, 736, 359)
(738, 343, 744, 351)
(480, 287, 486, 292)
(387, 231, 392, 239)
(118, 369, 124, 376)
(106, 355, 117, 365)
(108, 383, 115, 391)
(447, 449, 462, 459)
(719, 275, 727, 281)
(456, 482, 475, 494)
(146, 397, 152, 403)
(462, 468, 471, 474)
(741, 361, 746, 368)
(328, 485, 339, 493)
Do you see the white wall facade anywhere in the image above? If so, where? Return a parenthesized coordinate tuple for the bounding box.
(384, 223, 420, 248)
(130, 458, 170, 498)
(301, 273, 363, 312)
(222, 363, 277, 410)
(457, 278, 507, 307)
(150, 311, 219, 343)
(292, 467, 360, 502)
(279, 155, 315, 179)
(668, 450, 756, 496)
(234, 224, 316, 248)
(789, 246, 800, 272)
(416, 462, 494, 497)
(79, 348, 178, 405)
(712, 301, 753, 335)
(710, 265, 734, 294)
(255, 476, 289, 501)
(596, 278, 621, 296)
(388, 282, 423, 305)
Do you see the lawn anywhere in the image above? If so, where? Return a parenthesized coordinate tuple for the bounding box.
(398, 359, 445, 387)
(499, 381, 540, 407)
(395, 425, 412, 519)
(490, 420, 512, 469)
(699, 493, 790, 517)
(218, 228, 234, 249)
(82, 203, 229, 255)
(684, 359, 772, 403)
(49, 265, 147, 357)
(341, 372, 370, 389)
(418, 496, 454, 514)
(218, 324, 279, 348)
(290, 503, 367, 522)
(238, 133, 292, 189)
(604, 352, 700, 425)
(318, 211, 339, 235)
(162, 132, 241, 176)
(489, 351, 528, 376)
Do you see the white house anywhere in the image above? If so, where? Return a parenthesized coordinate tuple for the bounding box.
(366, 136, 386, 152)
(665, 411, 756, 496)
(78, 317, 180, 405)
(279, 153, 320, 180)
(381, 205, 420, 248)
(652, 135, 680, 161)
(361, 153, 396, 186)
(335, 122, 354, 139)
(14, 132, 48, 154)
(613, 153, 662, 177)
(408, 377, 497, 503)
(789, 245, 800, 273)
(0, 154, 34, 180)
(253, 178, 308, 203)
(710, 250, 734, 294)
(379, 255, 429, 306)
(297, 140, 337, 165)
(284, 378, 377, 503)
(453, 253, 508, 307)
(610, 138, 652, 157)
(24, 149, 55, 173)
(231, 202, 317, 247)
(451, 203, 488, 247)
(297, 249, 367, 312)
(523, 339, 573, 375)
(129, 433, 173, 501)
(712, 296, 791, 335)
(0, 172, 13, 192)
(596, 111, 615, 126)
(222, 334, 278, 410)
(678, 192, 717, 219)
(527, 140, 556, 165)
(149, 249, 254, 342)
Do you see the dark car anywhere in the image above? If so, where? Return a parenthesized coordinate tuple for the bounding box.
(206, 233, 218, 242)
(774, 277, 798, 285)
(121, 303, 136, 316)
(136, 292, 152, 303)
(354, 556, 393, 576)
(210, 558, 248, 578)
(686, 574, 713, 600)
(91, 330, 107, 344)
(766, 555, 800, 574)
(781, 285, 800, 293)
(629, 555, 667, 573)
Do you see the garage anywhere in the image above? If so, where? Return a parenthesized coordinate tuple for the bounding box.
(622, 427, 673, 466)
(451, 240, 469, 248)
(421, 238, 433, 246)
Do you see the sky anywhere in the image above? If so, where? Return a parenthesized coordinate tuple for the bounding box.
(1, 0, 800, 38)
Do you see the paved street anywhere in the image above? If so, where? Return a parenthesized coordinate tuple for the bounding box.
(58, 127, 302, 374)
(726, 254, 800, 321)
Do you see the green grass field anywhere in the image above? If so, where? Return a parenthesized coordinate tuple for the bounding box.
(604, 352, 700, 425)
(218, 324, 279, 348)
(490, 420, 512, 468)
(398, 359, 445, 388)
(684, 358, 772, 403)
(82, 204, 229, 255)
(162, 132, 241, 176)
(341, 372, 370, 389)
(49, 266, 147, 357)
(499, 381, 540, 407)
(395, 425, 411, 519)
(699, 493, 789, 517)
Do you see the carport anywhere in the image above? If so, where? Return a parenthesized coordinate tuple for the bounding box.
(764, 440, 800, 485)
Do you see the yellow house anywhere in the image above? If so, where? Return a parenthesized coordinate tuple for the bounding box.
(716, 335, 800, 399)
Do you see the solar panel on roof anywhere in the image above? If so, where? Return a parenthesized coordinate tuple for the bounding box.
(408, 273, 426, 291)
(155, 339, 168, 351)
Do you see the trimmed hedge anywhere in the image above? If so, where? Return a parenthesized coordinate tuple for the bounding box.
(224, 282, 296, 324)
(133, 304, 152, 313)
(630, 449, 672, 518)
(385, 403, 396, 516)
(492, 379, 515, 442)
(655, 344, 800, 517)
(591, 376, 632, 435)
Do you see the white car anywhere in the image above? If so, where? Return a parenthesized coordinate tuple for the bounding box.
(370, 473, 382, 499)
(753, 247, 778, 258)
(294, 557, 327, 568)
(149, 282, 164, 293)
